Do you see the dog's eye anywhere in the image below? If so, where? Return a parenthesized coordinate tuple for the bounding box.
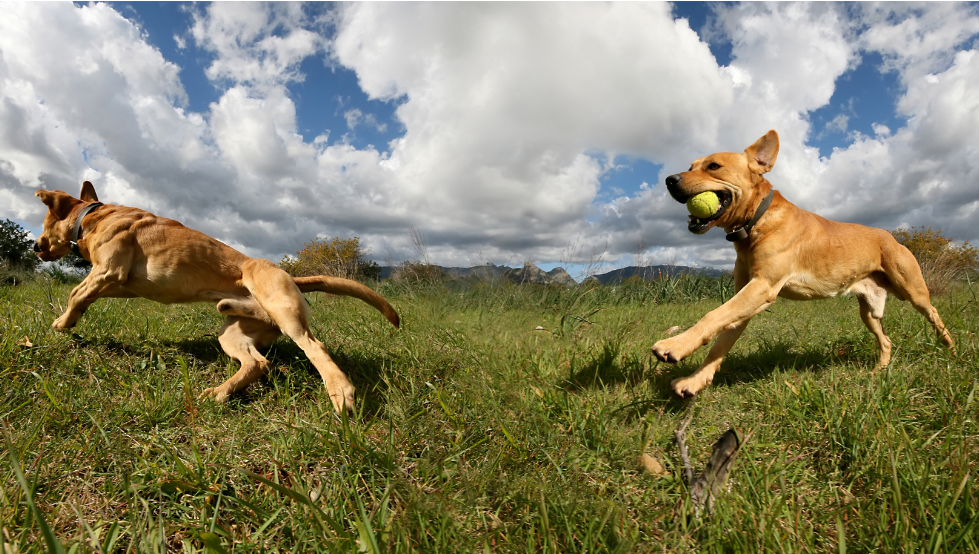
(707, 162, 722, 171)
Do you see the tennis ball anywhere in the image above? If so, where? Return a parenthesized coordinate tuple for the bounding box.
(686, 191, 720, 219)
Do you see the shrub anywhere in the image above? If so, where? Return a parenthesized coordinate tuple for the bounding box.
(392, 261, 445, 284)
(0, 218, 38, 272)
(0, 260, 34, 286)
(891, 226, 978, 296)
(279, 236, 380, 281)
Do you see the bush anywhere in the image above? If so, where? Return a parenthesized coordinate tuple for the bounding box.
(0, 260, 34, 286)
(0, 218, 38, 272)
(391, 261, 445, 285)
(891, 226, 978, 296)
(42, 263, 86, 285)
(279, 236, 380, 281)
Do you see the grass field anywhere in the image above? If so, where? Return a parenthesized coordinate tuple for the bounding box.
(1, 275, 977, 553)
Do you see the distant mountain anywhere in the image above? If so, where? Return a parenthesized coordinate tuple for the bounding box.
(584, 265, 729, 285)
(503, 263, 577, 286)
(378, 263, 728, 285)
(379, 262, 576, 286)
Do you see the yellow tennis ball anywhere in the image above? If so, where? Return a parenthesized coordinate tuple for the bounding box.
(686, 191, 720, 219)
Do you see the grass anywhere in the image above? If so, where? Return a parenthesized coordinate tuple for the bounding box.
(0, 275, 977, 552)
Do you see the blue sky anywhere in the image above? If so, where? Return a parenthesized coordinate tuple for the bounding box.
(2, 2, 979, 276)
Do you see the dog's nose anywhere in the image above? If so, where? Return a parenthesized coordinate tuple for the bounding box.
(665, 174, 686, 202)
(33, 240, 41, 253)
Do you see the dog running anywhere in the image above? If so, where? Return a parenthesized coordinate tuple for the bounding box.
(34, 181, 399, 413)
(651, 130, 954, 397)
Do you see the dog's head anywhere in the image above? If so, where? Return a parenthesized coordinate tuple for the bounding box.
(665, 130, 779, 234)
(34, 181, 100, 261)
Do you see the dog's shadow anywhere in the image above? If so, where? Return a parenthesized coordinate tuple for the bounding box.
(220, 340, 394, 418)
(75, 334, 394, 417)
(558, 338, 869, 417)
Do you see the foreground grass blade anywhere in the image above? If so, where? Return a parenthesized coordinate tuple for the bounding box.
(5, 431, 67, 554)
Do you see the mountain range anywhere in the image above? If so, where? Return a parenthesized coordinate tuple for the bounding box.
(378, 263, 728, 285)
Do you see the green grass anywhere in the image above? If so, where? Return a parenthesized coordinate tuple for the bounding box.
(1, 276, 976, 552)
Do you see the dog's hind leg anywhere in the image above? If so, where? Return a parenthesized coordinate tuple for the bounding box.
(851, 278, 892, 371)
(881, 246, 955, 348)
(201, 315, 281, 402)
(241, 259, 356, 414)
(216, 296, 274, 324)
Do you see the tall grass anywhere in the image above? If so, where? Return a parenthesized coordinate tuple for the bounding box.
(1, 276, 976, 552)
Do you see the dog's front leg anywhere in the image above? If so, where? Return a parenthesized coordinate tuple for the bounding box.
(52, 265, 121, 330)
(669, 321, 749, 397)
(652, 277, 779, 378)
(53, 245, 133, 331)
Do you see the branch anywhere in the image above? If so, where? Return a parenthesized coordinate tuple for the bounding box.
(674, 408, 749, 518)
(674, 408, 696, 486)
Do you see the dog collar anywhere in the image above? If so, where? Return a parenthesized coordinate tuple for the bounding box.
(70, 202, 103, 265)
(726, 189, 773, 242)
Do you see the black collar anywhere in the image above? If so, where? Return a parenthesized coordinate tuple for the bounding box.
(70, 202, 103, 264)
(726, 189, 773, 242)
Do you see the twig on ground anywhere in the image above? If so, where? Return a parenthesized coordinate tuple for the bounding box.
(674, 408, 747, 518)
(674, 408, 696, 486)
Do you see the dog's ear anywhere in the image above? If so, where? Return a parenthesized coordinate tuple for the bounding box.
(745, 130, 779, 174)
(35, 189, 78, 220)
(79, 180, 99, 202)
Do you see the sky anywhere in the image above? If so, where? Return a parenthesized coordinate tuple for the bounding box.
(2, 2, 979, 277)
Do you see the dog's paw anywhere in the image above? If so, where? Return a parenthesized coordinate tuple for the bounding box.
(51, 316, 75, 332)
(670, 375, 709, 398)
(199, 387, 230, 403)
(330, 392, 356, 417)
(651, 338, 684, 363)
(324, 377, 356, 416)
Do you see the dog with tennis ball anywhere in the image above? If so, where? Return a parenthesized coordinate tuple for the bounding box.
(653, 130, 954, 398)
(34, 181, 400, 414)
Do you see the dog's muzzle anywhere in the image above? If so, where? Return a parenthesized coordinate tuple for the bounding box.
(664, 173, 732, 235)
(33, 240, 41, 253)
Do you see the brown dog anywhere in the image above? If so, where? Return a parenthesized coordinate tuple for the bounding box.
(652, 130, 954, 397)
(34, 181, 399, 413)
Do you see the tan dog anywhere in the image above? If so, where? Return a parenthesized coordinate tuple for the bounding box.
(34, 181, 399, 413)
(652, 130, 954, 397)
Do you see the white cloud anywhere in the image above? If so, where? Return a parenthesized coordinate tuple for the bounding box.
(190, 2, 322, 89)
(331, 2, 735, 263)
(817, 46, 979, 241)
(343, 108, 362, 130)
(859, 3, 979, 82)
(784, 4, 979, 249)
(0, 2, 195, 217)
(826, 113, 849, 134)
(1, 2, 978, 273)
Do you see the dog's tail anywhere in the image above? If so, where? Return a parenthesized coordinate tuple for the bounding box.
(293, 276, 400, 328)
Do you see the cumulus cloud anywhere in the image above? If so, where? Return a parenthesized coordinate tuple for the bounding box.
(332, 2, 732, 263)
(190, 2, 323, 89)
(0, 2, 198, 217)
(0, 2, 977, 273)
(810, 4, 979, 242)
